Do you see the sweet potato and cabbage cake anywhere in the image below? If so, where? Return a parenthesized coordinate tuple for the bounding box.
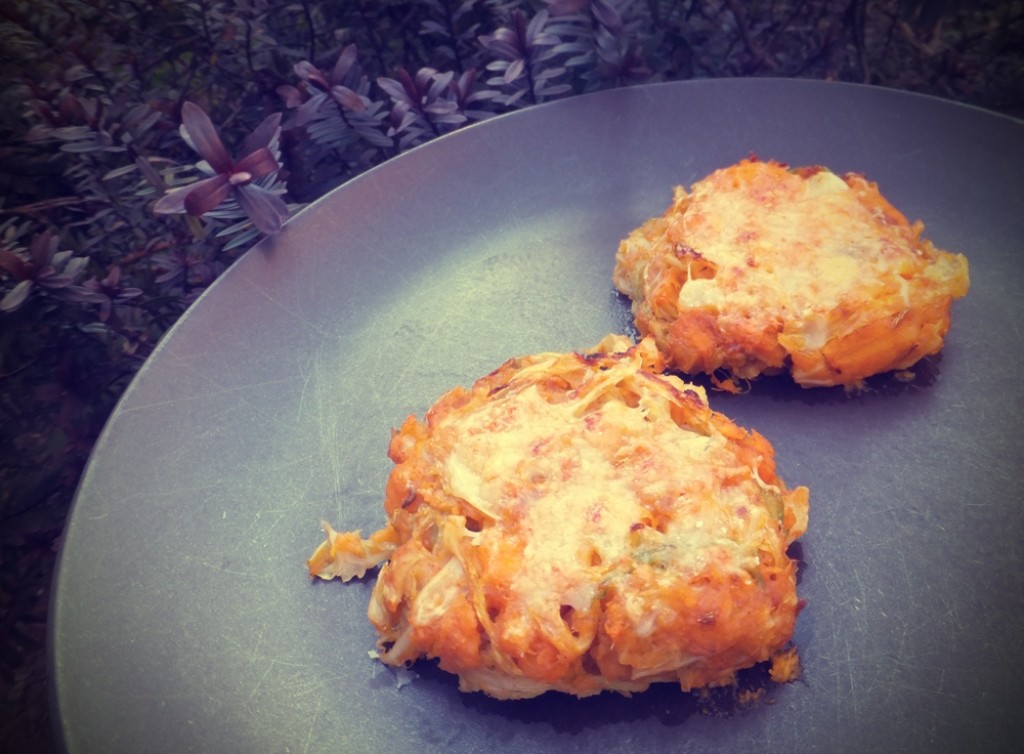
(613, 158, 970, 389)
(308, 336, 809, 700)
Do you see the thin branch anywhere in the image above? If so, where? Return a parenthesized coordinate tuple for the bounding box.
(300, 0, 316, 62)
(845, 0, 871, 83)
(0, 197, 95, 216)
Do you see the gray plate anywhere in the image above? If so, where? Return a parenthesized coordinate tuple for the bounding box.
(51, 79, 1024, 753)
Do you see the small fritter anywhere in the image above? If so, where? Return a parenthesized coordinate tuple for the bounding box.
(613, 158, 970, 389)
(309, 336, 808, 699)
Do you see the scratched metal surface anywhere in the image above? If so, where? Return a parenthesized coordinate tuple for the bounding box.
(51, 79, 1023, 753)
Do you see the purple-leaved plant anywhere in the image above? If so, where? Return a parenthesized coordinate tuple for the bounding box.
(154, 102, 290, 236)
(0, 230, 89, 313)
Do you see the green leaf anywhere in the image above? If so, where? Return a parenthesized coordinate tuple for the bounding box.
(102, 164, 140, 181)
(1, 280, 33, 312)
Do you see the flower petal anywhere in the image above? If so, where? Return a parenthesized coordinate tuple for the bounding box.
(181, 102, 233, 173)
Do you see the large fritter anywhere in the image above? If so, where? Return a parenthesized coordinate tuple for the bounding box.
(309, 336, 809, 699)
(613, 158, 970, 388)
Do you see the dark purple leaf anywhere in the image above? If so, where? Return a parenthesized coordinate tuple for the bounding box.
(455, 69, 478, 99)
(536, 66, 568, 81)
(548, 0, 589, 13)
(181, 102, 232, 174)
(121, 103, 154, 133)
(388, 107, 418, 133)
(431, 112, 468, 126)
(0, 250, 30, 279)
(235, 185, 288, 235)
(539, 83, 572, 97)
(422, 20, 446, 36)
(399, 68, 422, 101)
(526, 9, 551, 42)
(331, 44, 360, 83)
(591, 0, 624, 33)
(427, 70, 455, 100)
(352, 120, 394, 148)
(136, 105, 164, 135)
(24, 124, 52, 142)
(102, 265, 121, 288)
(29, 231, 56, 268)
(277, 84, 305, 109)
(60, 285, 108, 305)
(294, 61, 329, 90)
(153, 176, 231, 215)
(376, 77, 411, 106)
(240, 113, 282, 156)
(330, 85, 365, 111)
(287, 93, 327, 129)
(504, 58, 526, 84)
(39, 271, 77, 289)
(233, 147, 279, 181)
(153, 184, 193, 214)
(182, 175, 232, 216)
(423, 100, 457, 117)
(483, 36, 521, 60)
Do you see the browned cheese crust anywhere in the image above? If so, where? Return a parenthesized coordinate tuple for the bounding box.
(309, 336, 808, 699)
(613, 158, 970, 388)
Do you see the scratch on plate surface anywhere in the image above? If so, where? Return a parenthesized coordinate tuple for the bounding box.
(300, 694, 324, 754)
(213, 623, 320, 704)
(118, 358, 295, 414)
(242, 654, 323, 705)
(305, 344, 364, 505)
(239, 270, 336, 341)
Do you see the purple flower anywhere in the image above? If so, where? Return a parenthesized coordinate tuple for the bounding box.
(154, 102, 289, 235)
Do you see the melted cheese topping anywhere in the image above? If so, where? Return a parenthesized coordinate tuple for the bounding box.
(309, 337, 809, 699)
(678, 169, 875, 315)
(613, 158, 970, 387)
(442, 380, 758, 618)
